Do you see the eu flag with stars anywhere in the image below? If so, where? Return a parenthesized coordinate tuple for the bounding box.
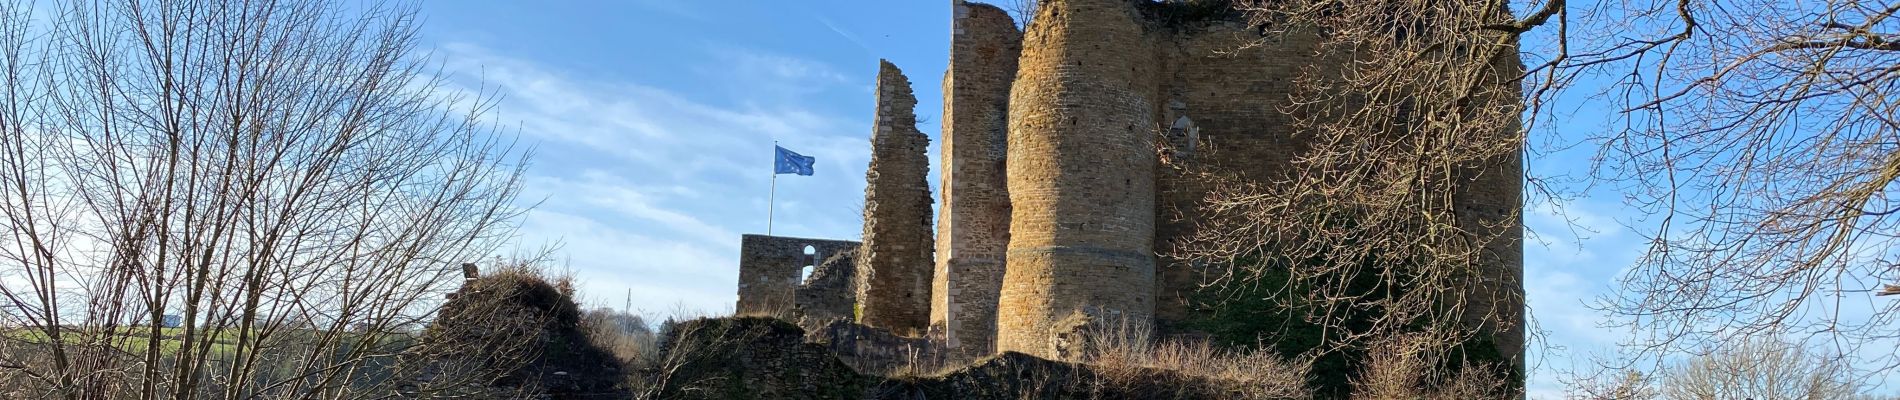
(775, 145, 815, 176)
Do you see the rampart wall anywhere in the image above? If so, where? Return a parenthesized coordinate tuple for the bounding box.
(796, 251, 861, 324)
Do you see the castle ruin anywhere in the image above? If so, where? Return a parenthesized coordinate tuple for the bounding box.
(856, 62, 937, 336)
(735, 0, 1524, 367)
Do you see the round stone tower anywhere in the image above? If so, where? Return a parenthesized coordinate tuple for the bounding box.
(995, 0, 1159, 359)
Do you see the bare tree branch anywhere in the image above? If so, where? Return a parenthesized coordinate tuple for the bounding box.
(0, 0, 535, 398)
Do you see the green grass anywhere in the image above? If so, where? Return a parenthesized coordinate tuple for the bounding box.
(6, 326, 234, 355)
(4, 326, 411, 358)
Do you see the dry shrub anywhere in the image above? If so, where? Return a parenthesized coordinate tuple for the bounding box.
(734, 301, 798, 322)
(1564, 370, 1657, 400)
(416, 263, 627, 398)
(582, 309, 660, 368)
(1079, 317, 1313, 399)
(1072, 317, 1520, 399)
(885, 343, 960, 379)
(1350, 334, 1510, 400)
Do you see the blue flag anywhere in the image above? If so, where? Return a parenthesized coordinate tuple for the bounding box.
(774, 145, 815, 176)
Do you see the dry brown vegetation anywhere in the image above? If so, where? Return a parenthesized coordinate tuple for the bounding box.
(1179, 0, 1900, 392)
(606, 310, 1533, 399)
(1067, 317, 1513, 400)
(415, 262, 629, 398)
(583, 308, 662, 369)
(1160, 0, 1544, 394)
(1077, 318, 1314, 399)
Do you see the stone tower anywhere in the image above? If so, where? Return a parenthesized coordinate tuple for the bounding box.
(1452, 49, 1529, 366)
(856, 61, 935, 336)
(994, 0, 1160, 358)
(931, 1, 1021, 355)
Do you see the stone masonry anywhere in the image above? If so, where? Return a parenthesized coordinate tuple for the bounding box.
(951, 0, 1523, 363)
(795, 252, 860, 324)
(931, 1, 1020, 356)
(994, 0, 1160, 358)
(1147, 8, 1332, 326)
(855, 61, 936, 336)
(735, 235, 861, 317)
(734, 0, 1525, 368)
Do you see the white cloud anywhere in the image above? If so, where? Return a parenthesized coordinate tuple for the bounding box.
(711, 48, 853, 88)
(435, 42, 872, 315)
(528, 171, 738, 251)
(812, 14, 875, 55)
(518, 209, 736, 314)
(1522, 197, 1648, 395)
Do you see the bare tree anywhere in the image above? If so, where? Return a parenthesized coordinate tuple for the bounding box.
(1170, 0, 1564, 382)
(1117, 0, 1900, 391)
(1658, 337, 1869, 400)
(1557, 0, 1900, 373)
(0, 0, 531, 399)
(1002, 0, 1037, 28)
(1566, 370, 1659, 400)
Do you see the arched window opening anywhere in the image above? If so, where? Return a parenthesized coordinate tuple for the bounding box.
(800, 245, 819, 284)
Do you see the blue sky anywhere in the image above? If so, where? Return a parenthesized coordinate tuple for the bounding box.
(413, 1, 1651, 396)
(418, 0, 946, 312)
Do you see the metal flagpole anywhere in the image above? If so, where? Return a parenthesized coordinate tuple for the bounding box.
(768, 141, 778, 235)
(768, 172, 778, 235)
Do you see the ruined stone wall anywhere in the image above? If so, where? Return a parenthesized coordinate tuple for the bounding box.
(932, 0, 1021, 357)
(996, 0, 1161, 359)
(736, 235, 862, 316)
(795, 251, 860, 325)
(806, 319, 948, 376)
(856, 61, 935, 336)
